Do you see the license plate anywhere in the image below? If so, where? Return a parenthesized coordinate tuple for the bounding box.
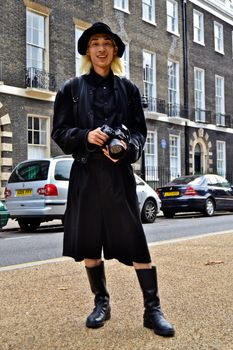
(16, 189, 32, 196)
(164, 191, 179, 197)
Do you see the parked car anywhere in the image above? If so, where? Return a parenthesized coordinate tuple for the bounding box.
(157, 174, 233, 218)
(135, 174, 161, 223)
(4, 157, 161, 231)
(0, 200, 10, 228)
(4, 156, 73, 232)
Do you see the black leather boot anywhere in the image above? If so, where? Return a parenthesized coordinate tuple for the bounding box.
(85, 261, 111, 328)
(136, 266, 175, 337)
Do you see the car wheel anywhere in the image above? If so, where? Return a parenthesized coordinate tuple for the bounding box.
(203, 198, 215, 217)
(18, 219, 41, 232)
(141, 199, 157, 223)
(163, 210, 175, 218)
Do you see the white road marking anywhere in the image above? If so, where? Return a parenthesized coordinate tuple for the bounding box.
(5, 236, 32, 240)
(0, 229, 232, 272)
(148, 229, 233, 246)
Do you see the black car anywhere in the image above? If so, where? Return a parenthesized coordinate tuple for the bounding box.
(157, 174, 233, 218)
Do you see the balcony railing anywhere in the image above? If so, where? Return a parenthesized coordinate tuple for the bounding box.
(191, 108, 212, 124)
(167, 103, 180, 117)
(25, 67, 57, 91)
(216, 113, 226, 127)
(146, 97, 166, 113)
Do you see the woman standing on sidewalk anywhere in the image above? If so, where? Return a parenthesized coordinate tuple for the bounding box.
(52, 22, 175, 337)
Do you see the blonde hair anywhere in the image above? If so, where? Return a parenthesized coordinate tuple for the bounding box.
(79, 55, 125, 76)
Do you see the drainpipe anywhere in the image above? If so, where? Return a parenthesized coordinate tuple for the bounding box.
(182, 0, 190, 175)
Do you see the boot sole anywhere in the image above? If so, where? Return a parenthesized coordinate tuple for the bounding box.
(144, 320, 175, 337)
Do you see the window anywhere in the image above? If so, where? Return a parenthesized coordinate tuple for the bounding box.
(27, 116, 49, 159)
(26, 10, 49, 88)
(55, 160, 73, 181)
(169, 135, 181, 180)
(193, 10, 204, 45)
(122, 43, 130, 78)
(142, 0, 155, 24)
(168, 60, 179, 116)
(145, 131, 158, 181)
(114, 0, 129, 12)
(75, 27, 84, 76)
(143, 51, 156, 112)
(8, 161, 50, 183)
(215, 75, 225, 126)
(194, 67, 205, 122)
(214, 22, 224, 54)
(167, 0, 179, 34)
(216, 141, 226, 178)
(232, 31, 233, 58)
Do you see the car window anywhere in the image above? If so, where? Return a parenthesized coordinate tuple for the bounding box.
(8, 161, 50, 183)
(54, 160, 73, 181)
(135, 175, 144, 186)
(170, 175, 200, 185)
(216, 176, 230, 188)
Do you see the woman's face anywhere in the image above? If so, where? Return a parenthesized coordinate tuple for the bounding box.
(86, 33, 117, 74)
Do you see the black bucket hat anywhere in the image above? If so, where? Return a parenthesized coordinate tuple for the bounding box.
(78, 22, 125, 57)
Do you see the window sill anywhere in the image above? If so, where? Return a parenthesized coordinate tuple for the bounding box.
(25, 87, 55, 98)
(214, 49, 225, 55)
(142, 18, 157, 27)
(193, 40, 205, 46)
(167, 30, 180, 37)
(113, 6, 130, 14)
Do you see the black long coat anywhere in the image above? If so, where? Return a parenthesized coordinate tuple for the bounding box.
(52, 72, 151, 266)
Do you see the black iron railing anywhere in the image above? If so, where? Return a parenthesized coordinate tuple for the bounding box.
(145, 97, 166, 113)
(25, 67, 57, 91)
(216, 113, 226, 127)
(138, 166, 233, 190)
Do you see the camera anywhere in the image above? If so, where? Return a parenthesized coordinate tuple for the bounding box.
(101, 124, 130, 159)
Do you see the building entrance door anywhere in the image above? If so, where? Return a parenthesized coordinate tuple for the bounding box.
(194, 143, 201, 174)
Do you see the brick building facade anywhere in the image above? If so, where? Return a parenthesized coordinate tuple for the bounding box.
(0, 0, 233, 197)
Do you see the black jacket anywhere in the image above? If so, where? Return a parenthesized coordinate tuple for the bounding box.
(52, 73, 147, 164)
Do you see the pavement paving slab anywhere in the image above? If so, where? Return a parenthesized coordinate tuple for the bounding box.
(0, 232, 232, 350)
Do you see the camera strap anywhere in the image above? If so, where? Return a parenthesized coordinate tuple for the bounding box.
(70, 76, 80, 117)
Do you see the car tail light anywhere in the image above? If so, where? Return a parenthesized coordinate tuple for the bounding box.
(156, 190, 161, 198)
(184, 186, 197, 196)
(4, 187, 11, 198)
(37, 184, 58, 196)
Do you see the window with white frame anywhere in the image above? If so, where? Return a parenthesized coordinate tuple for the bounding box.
(169, 134, 181, 180)
(28, 115, 49, 159)
(193, 10, 204, 45)
(214, 21, 224, 54)
(216, 141, 226, 177)
(114, 0, 129, 12)
(167, 0, 179, 35)
(75, 27, 84, 76)
(122, 43, 130, 78)
(142, 0, 155, 24)
(215, 75, 225, 126)
(232, 31, 233, 58)
(26, 10, 48, 88)
(168, 60, 180, 116)
(145, 131, 158, 181)
(143, 50, 156, 112)
(194, 67, 205, 122)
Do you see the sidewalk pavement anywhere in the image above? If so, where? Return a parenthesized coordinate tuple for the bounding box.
(0, 228, 232, 350)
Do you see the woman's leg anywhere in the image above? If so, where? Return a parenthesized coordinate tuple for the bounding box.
(84, 258, 111, 328)
(133, 261, 175, 337)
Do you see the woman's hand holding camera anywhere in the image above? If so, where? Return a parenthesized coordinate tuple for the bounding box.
(102, 141, 127, 163)
(87, 127, 109, 147)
